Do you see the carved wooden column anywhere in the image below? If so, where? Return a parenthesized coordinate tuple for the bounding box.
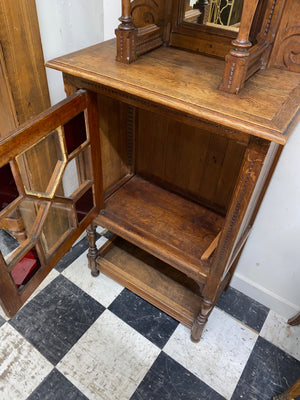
(220, 0, 260, 94)
(115, 0, 137, 64)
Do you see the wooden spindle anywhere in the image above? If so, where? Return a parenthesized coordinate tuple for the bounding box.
(231, 0, 260, 57)
(119, 0, 134, 30)
(220, 0, 260, 94)
(121, 0, 131, 19)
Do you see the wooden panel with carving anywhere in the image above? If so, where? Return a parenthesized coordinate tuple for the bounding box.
(131, 0, 166, 28)
(269, 0, 300, 73)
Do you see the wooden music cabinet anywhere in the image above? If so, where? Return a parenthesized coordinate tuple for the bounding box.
(0, 0, 299, 342)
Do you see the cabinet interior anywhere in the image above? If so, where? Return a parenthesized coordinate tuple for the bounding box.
(94, 93, 248, 321)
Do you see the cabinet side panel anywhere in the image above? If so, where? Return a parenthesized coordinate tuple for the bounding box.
(97, 94, 131, 192)
(136, 109, 246, 214)
(222, 141, 280, 280)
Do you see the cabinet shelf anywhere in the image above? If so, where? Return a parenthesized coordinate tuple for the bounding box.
(95, 176, 224, 282)
(98, 236, 203, 328)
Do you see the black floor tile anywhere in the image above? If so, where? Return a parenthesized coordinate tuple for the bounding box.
(10, 275, 104, 365)
(216, 286, 269, 332)
(0, 315, 5, 328)
(130, 352, 225, 400)
(55, 234, 99, 273)
(27, 369, 89, 400)
(232, 336, 300, 400)
(109, 289, 179, 348)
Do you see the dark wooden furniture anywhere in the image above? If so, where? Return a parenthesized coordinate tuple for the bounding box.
(0, 0, 299, 343)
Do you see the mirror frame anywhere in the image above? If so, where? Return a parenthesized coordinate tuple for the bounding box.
(169, 0, 239, 59)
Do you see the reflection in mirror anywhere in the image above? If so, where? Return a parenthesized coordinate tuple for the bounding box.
(184, 0, 243, 32)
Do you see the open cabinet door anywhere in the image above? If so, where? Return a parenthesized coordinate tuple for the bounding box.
(0, 90, 103, 317)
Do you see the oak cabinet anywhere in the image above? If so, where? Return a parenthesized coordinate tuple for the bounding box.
(0, 0, 299, 342)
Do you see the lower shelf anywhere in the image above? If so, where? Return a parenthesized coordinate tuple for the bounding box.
(98, 236, 203, 328)
(96, 175, 224, 282)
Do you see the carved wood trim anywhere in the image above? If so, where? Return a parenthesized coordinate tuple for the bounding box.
(203, 137, 270, 299)
(62, 74, 250, 145)
(269, 0, 300, 73)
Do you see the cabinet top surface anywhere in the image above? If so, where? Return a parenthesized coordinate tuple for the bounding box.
(47, 40, 300, 145)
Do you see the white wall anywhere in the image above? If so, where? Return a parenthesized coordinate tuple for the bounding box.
(36, 0, 121, 105)
(36, 0, 103, 104)
(35, 1, 300, 319)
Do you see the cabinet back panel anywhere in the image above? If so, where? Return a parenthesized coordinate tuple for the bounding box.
(97, 94, 130, 192)
(136, 109, 246, 214)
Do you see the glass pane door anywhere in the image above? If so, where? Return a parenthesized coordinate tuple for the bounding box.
(0, 90, 102, 317)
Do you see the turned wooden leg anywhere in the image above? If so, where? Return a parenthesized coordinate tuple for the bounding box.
(191, 298, 213, 342)
(288, 311, 300, 326)
(86, 222, 99, 277)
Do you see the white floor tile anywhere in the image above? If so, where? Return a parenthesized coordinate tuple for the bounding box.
(96, 225, 107, 235)
(57, 309, 160, 400)
(163, 308, 258, 399)
(62, 237, 124, 307)
(0, 324, 53, 400)
(0, 306, 9, 321)
(260, 310, 300, 361)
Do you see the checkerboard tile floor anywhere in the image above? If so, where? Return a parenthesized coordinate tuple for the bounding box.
(0, 229, 299, 400)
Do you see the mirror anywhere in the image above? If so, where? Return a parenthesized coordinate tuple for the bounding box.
(184, 0, 243, 32)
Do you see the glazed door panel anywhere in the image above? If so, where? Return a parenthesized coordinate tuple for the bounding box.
(0, 90, 103, 317)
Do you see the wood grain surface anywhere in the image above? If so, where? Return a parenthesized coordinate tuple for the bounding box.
(46, 40, 300, 144)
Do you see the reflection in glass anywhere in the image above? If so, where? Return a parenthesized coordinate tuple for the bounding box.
(0, 163, 19, 211)
(184, 0, 243, 31)
(41, 202, 73, 256)
(75, 188, 94, 223)
(0, 229, 19, 259)
(1, 197, 45, 256)
(18, 198, 45, 237)
(11, 248, 41, 289)
(16, 129, 66, 198)
(61, 146, 92, 198)
(0, 197, 45, 259)
(64, 111, 87, 155)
